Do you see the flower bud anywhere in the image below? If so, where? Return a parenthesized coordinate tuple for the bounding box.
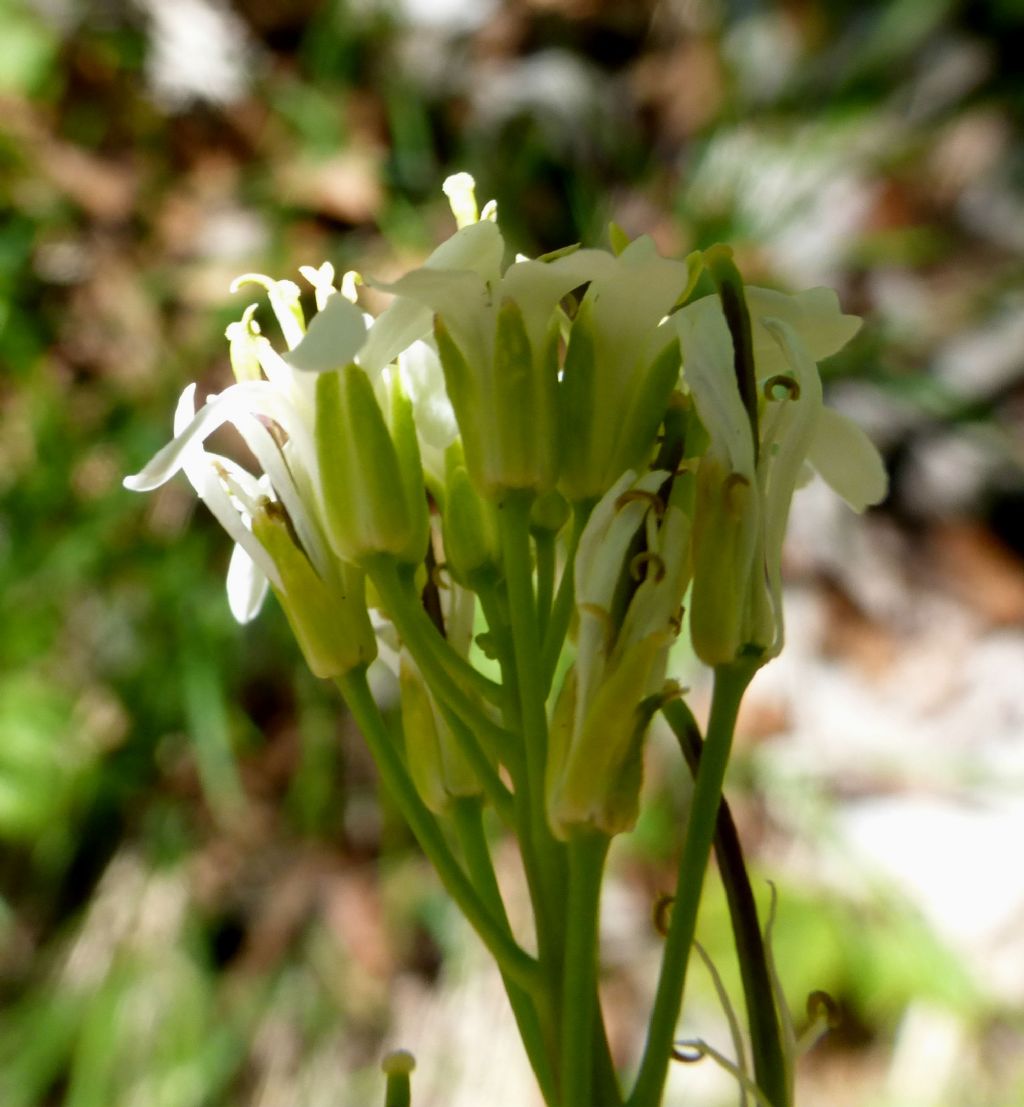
(688, 459, 760, 667)
(547, 647, 668, 840)
(530, 489, 570, 536)
(434, 297, 560, 498)
(442, 451, 501, 584)
(399, 652, 481, 813)
(252, 504, 376, 678)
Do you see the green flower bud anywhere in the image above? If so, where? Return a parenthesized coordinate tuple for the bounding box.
(434, 298, 560, 498)
(688, 458, 760, 667)
(547, 643, 667, 840)
(400, 652, 481, 813)
(442, 453, 500, 584)
(316, 365, 429, 566)
(530, 489, 570, 536)
(253, 504, 376, 678)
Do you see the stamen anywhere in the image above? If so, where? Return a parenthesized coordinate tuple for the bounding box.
(763, 374, 801, 401)
(671, 1042, 705, 1064)
(630, 550, 666, 583)
(653, 893, 674, 936)
(616, 489, 665, 517)
(723, 472, 751, 518)
(806, 990, 840, 1030)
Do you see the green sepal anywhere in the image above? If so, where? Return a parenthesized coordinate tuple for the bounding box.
(253, 506, 376, 678)
(608, 221, 631, 256)
(387, 373, 431, 566)
(434, 314, 487, 493)
(436, 299, 559, 497)
(689, 456, 760, 667)
(493, 297, 538, 489)
(608, 331, 682, 484)
(704, 245, 758, 460)
(546, 635, 666, 839)
(535, 242, 582, 263)
(400, 654, 481, 814)
(557, 299, 598, 501)
(315, 365, 417, 564)
(443, 460, 500, 584)
(670, 249, 705, 310)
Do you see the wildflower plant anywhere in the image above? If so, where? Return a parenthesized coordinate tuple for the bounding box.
(126, 173, 886, 1107)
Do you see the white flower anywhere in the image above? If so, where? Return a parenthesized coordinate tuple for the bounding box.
(675, 281, 887, 664)
(124, 269, 367, 623)
(547, 469, 692, 838)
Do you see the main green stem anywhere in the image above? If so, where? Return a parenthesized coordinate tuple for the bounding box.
(663, 698, 788, 1107)
(336, 668, 540, 996)
(627, 661, 756, 1107)
(562, 831, 611, 1107)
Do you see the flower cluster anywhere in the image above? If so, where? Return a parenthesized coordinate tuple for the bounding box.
(126, 172, 885, 836)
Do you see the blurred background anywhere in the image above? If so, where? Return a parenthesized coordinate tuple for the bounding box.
(1, 0, 1023, 1104)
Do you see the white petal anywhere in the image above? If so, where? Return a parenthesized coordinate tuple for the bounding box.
(123, 381, 285, 492)
(358, 297, 434, 378)
(759, 318, 824, 572)
(808, 405, 889, 512)
(500, 249, 612, 353)
(675, 295, 756, 476)
(747, 286, 861, 374)
(368, 267, 493, 369)
(359, 220, 504, 373)
(284, 294, 367, 373)
(583, 255, 691, 403)
(231, 411, 329, 575)
(227, 542, 269, 623)
(165, 393, 285, 591)
(173, 381, 199, 436)
(397, 340, 459, 451)
(299, 262, 336, 312)
(196, 463, 282, 586)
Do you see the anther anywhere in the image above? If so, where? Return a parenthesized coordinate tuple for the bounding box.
(616, 489, 665, 517)
(653, 893, 674, 936)
(630, 551, 666, 583)
(671, 1041, 705, 1064)
(763, 374, 801, 401)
